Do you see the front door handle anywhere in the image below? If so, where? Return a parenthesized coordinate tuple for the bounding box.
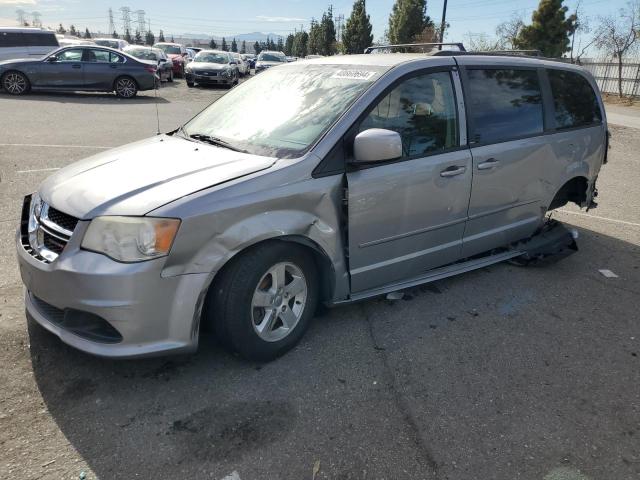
(477, 158, 500, 170)
(72, 64, 81, 69)
(440, 166, 467, 177)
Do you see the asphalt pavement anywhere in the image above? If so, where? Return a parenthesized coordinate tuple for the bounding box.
(0, 81, 638, 480)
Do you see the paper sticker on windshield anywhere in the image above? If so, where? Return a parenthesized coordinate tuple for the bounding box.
(332, 70, 377, 81)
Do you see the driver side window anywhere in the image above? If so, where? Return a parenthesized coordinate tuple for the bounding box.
(360, 71, 458, 158)
(56, 49, 83, 62)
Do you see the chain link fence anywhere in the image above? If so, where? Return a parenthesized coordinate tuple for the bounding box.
(579, 58, 640, 98)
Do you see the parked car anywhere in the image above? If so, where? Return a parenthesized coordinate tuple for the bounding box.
(230, 51, 248, 76)
(0, 27, 59, 61)
(56, 37, 95, 48)
(184, 49, 238, 88)
(93, 38, 130, 51)
(153, 42, 187, 77)
(185, 48, 200, 60)
(285, 56, 297, 62)
(242, 53, 256, 69)
(255, 50, 286, 73)
(0, 45, 156, 97)
(17, 50, 606, 362)
(124, 45, 173, 82)
(305, 55, 323, 60)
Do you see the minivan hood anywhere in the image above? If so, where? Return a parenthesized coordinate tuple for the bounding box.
(39, 135, 276, 219)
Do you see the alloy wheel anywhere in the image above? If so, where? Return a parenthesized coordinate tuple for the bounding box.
(115, 78, 136, 98)
(3, 73, 27, 95)
(251, 262, 308, 343)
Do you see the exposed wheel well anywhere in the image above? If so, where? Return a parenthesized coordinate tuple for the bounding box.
(549, 177, 588, 211)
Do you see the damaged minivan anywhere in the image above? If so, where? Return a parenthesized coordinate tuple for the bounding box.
(17, 48, 607, 361)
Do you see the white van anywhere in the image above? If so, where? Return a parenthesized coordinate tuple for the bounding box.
(0, 27, 59, 61)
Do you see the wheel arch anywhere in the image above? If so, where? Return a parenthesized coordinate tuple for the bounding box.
(1, 69, 31, 89)
(548, 176, 590, 211)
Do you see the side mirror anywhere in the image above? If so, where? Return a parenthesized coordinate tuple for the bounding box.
(353, 129, 403, 163)
(158, 58, 167, 63)
(46, 56, 57, 62)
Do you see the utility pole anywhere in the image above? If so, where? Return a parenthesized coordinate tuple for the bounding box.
(120, 6, 131, 35)
(16, 9, 26, 26)
(439, 0, 448, 45)
(135, 10, 146, 35)
(108, 8, 116, 36)
(32, 11, 41, 28)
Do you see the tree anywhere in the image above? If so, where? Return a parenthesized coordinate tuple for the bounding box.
(495, 14, 525, 49)
(388, 0, 433, 45)
(320, 6, 337, 55)
(277, 37, 284, 52)
(145, 30, 155, 46)
(342, 0, 374, 54)
(112, 30, 119, 39)
(209, 38, 218, 49)
(308, 19, 322, 54)
(465, 33, 502, 51)
(69, 25, 77, 37)
(134, 29, 143, 45)
(221, 37, 228, 51)
(170, 35, 175, 42)
(159, 30, 165, 42)
(594, 1, 640, 97)
(84, 28, 91, 39)
(292, 30, 309, 57)
(514, 0, 577, 57)
(57, 24, 66, 34)
(231, 38, 238, 52)
(241, 40, 247, 54)
(253, 41, 261, 54)
(285, 33, 295, 55)
(124, 29, 132, 43)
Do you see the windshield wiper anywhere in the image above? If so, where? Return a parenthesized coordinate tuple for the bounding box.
(188, 133, 248, 153)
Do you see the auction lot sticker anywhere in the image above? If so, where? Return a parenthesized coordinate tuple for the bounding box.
(332, 70, 377, 80)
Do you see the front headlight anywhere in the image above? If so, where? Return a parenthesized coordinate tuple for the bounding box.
(81, 216, 180, 262)
(221, 68, 232, 77)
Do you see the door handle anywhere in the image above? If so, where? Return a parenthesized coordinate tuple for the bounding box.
(109, 64, 117, 69)
(440, 166, 467, 177)
(72, 64, 81, 69)
(477, 158, 500, 170)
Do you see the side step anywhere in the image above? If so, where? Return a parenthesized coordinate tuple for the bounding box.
(336, 220, 578, 304)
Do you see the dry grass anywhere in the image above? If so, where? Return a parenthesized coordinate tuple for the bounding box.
(602, 92, 640, 108)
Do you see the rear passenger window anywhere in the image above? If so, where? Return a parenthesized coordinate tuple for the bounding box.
(0, 32, 25, 47)
(466, 69, 543, 144)
(548, 69, 602, 129)
(23, 33, 58, 47)
(360, 71, 458, 157)
(110, 53, 125, 63)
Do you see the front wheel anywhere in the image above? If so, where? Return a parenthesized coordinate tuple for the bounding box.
(207, 242, 319, 361)
(2, 71, 30, 95)
(114, 77, 137, 98)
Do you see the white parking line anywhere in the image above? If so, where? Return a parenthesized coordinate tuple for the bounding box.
(558, 209, 640, 227)
(0, 143, 111, 149)
(16, 167, 61, 174)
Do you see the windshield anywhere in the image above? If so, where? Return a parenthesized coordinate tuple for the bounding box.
(183, 64, 384, 158)
(95, 39, 118, 48)
(156, 44, 181, 55)
(258, 53, 285, 62)
(127, 48, 157, 60)
(194, 52, 228, 64)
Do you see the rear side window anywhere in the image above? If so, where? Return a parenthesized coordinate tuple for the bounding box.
(548, 69, 602, 129)
(0, 32, 25, 47)
(466, 69, 543, 145)
(110, 53, 125, 63)
(360, 71, 458, 157)
(24, 32, 58, 47)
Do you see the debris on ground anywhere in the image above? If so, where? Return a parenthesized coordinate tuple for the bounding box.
(598, 269, 619, 278)
(386, 291, 404, 300)
(312, 460, 321, 480)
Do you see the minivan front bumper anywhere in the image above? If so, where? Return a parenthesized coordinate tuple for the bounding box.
(16, 222, 208, 358)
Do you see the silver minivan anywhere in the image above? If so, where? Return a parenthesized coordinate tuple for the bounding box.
(0, 28, 59, 61)
(17, 50, 607, 361)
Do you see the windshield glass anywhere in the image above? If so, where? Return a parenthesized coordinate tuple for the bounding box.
(156, 44, 181, 55)
(127, 48, 157, 60)
(194, 52, 228, 64)
(258, 53, 285, 62)
(183, 64, 384, 158)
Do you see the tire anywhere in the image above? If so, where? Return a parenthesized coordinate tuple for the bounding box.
(207, 242, 319, 361)
(187, 81, 194, 88)
(114, 76, 137, 98)
(2, 71, 30, 95)
(168, 70, 174, 83)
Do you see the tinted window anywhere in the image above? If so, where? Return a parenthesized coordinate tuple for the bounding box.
(110, 53, 125, 63)
(56, 49, 83, 61)
(360, 72, 458, 157)
(24, 32, 58, 47)
(466, 69, 543, 144)
(548, 69, 602, 129)
(0, 32, 25, 47)
(84, 49, 110, 62)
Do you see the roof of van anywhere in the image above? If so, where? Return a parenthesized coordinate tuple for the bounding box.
(301, 53, 589, 73)
(0, 27, 55, 34)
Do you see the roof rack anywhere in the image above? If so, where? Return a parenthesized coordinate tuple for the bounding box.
(364, 42, 466, 54)
(433, 49, 543, 57)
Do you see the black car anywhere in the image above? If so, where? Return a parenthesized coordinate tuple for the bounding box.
(184, 49, 239, 88)
(124, 45, 173, 82)
(0, 45, 156, 98)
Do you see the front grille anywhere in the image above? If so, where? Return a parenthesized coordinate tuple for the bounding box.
(43, 231, 66, 254)
(47, 206, 79, 233)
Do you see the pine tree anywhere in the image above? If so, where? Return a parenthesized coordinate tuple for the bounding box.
(69, 25, 77, 37)
(343, 0, 373, 54)
(320, 6, 337, 55)
(145, 30, 155, 45)
(514, 0, 577, 57)
(112, 30, 119, 39)
(308, 19, 321, 54)
(241, 40, 246, 54)
(57, 24, 66, 34)
(158, 30, 165, 42)
(221, 37, 228, 51)
(285, 33, 295, 56)
(388, 0, 433, 45)
(84, 28, 92, 39)
(209, 38, 218, 49)
(170, 35, 175, 42)
(253, 41, 261, 54)
(292, 30, 309, 57)
(134, 29, 143, 44)
(124, 29, 132, 43)
(231, 38, 238, 52)
(277, 37, 284, 52)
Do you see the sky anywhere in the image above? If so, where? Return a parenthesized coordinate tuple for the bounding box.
(0, 0, 628, 48)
